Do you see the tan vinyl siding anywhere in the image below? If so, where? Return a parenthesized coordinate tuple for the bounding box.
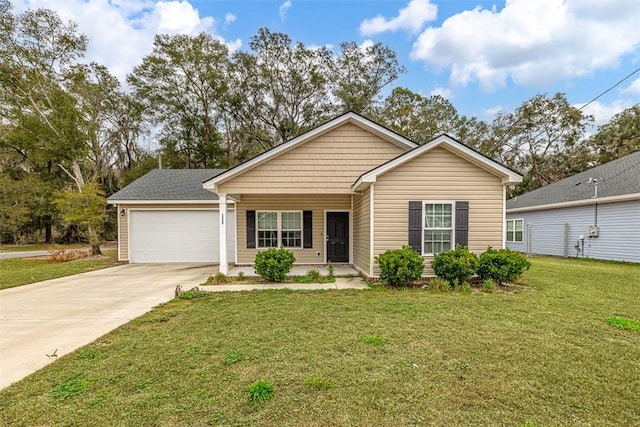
(373, 146, 504, 276)
(217, 122, 407, 194)
(117, 203, 222, 262)
(236, 194, 350, 264)
(352, 187, 371, 276)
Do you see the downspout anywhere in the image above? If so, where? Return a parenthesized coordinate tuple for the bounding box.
(117, 204, 122, 261)
(502, 186, 507, 249)
(369, 184, 375, 278)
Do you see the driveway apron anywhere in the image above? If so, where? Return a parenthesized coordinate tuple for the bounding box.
(0, 263, 214, 389)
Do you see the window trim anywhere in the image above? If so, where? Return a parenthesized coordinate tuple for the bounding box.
(422, 200, 456, 256)
(506, 218, 524, 243)
(256, 210, 304, 249)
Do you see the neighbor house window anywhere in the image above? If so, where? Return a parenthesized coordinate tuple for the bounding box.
(506, 219, 523, 242)
(257, 211, 303, 249)
(423, 202, 454, 254)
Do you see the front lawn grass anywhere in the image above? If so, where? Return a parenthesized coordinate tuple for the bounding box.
(1, 257, 639, 426)
(0, 254, 119, 290)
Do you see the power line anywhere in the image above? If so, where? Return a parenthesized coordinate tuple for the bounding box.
(577, 66, 640, 112)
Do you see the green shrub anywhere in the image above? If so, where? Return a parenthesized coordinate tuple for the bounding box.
(305, 269, 322, 282)
(481, 278, 496, 293)
(247, 379, 274, 403)
(211, 272, 230, 284)
(236, 271, 245, 281)
(327, 263, 335, 280)
(375, 246, 424, 287)
(477, 247, 531, 284)
(431, 245, 479, 286)
(427, 277, 450, 292)
(458, 282, 472, 295)
(254, 247, 296, 282)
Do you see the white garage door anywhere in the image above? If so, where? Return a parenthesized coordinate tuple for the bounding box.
(129, 210, 235, 263)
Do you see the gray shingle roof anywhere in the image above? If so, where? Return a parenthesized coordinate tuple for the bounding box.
(507, 151, 640, 210)
(108, 169, 225, 201)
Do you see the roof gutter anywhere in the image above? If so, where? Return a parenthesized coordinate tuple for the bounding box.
(507, 192, 640, 213)
(106, 199, 229, 205)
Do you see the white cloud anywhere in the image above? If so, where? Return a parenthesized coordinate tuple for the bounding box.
(430, 87, 452, 99)
(224, 13, 236, 24)
(576, 99, 634, 127)
(360, 0, 437, 36)
(483, 106, 504, 117)
(622, 77, 640, 95)
(308, 43, 334, 51)
(279, 0, 292, 21)
(359, 39, 374, 51)
(411, 0, 640, 91)
(153, 1, 212, 33)
(14, 0, 241, 82)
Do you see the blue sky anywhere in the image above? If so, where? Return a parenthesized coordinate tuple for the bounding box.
(16, 0, 640, 126)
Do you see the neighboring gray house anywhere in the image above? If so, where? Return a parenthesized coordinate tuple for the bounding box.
(506, 152, 640, 263)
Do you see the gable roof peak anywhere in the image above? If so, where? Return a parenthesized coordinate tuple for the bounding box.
(352, 132, 522, 190)
(204, 111, 417, 190)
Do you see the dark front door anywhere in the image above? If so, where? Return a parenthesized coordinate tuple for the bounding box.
(327, 212, 349, 263)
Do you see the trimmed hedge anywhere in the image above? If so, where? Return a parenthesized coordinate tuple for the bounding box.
(431, 244, 478, 287)
(375, 246, 424, 287)
(254, 247, 296, 282)
(477, 247, 531, 284)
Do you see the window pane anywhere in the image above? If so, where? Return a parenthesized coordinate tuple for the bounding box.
(424, 229, 451, 254)
(515, 220, 523, 232)
(282, 230, 302, 248)
(515, 231, 523, 242)
(258, 230, 277, 248)
(442, 211, 452, 228)
(506, 220, 514, 232)
(258, 212, 277, 229)
(425, 203, 452, 229)
(424, 241, 433, 254)
(281, 212, 301, 230)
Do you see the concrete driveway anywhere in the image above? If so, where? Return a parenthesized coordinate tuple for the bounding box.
(0, 263, 215, 389)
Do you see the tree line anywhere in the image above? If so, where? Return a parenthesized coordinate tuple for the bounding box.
(1, 1, 638, 245)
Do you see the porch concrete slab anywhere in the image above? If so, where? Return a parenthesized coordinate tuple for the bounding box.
(202, 277, 368, 292)
(228, 264, 358, 277)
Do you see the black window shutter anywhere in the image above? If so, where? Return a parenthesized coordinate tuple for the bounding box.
(246, 210, 256, 249)
(303, 211, 313, 248)
(408, 201, 422, 252)
(455, 201, 469, 247)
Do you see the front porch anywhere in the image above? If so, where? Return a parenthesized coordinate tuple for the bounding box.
(216, 193, 356, 274)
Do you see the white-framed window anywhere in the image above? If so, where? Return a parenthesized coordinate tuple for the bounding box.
(257, 211, 303, 249)
(506, 219, 523, 243)
(423, 201, 454, 255)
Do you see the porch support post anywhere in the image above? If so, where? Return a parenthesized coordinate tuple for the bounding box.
(219, 193, 228, 274)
